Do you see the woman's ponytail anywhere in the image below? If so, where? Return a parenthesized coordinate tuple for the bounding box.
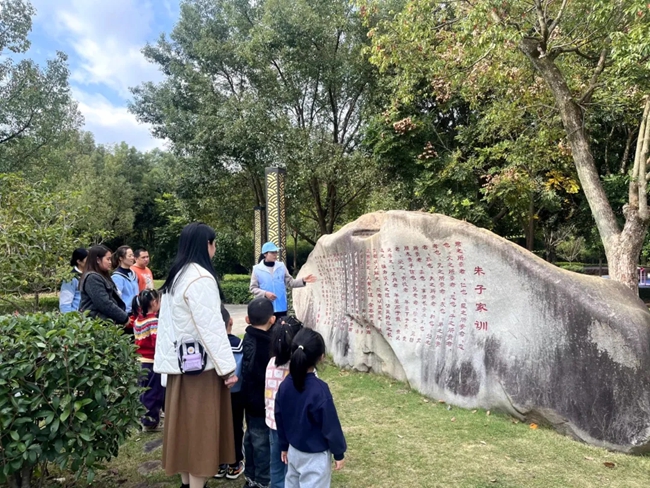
(289, 328, 325, 392)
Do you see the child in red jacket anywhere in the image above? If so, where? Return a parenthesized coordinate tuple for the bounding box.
(132, 289, 164, 432)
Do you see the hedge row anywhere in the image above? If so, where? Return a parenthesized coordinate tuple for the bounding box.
(221, 280, 252, 305)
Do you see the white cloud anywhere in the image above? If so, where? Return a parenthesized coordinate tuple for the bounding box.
(32, 0, 164, 98)
(74, 89, 166, 151)
(29, 0, 172, 150)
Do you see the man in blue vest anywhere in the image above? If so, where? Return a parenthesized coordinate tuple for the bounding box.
(249, 242, 317, 318)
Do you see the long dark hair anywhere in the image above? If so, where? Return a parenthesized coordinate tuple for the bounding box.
(111, 245, 131, 269)
(271, 319, 296, 367)
(290, 328, 325, 392)
(132, 289, 160, 317)
(161, 222, 218, 294)
(80, 245, 112, 285)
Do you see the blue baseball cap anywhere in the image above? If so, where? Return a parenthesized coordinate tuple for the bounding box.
(262, 242, 280, 253)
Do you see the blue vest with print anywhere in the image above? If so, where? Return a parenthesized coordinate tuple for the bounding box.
(254, 262, 288, 313)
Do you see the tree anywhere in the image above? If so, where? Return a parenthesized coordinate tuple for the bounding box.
(130, 0, 379, 240)
(364, 0, 650, 290)
(0, 174, 102, 309)
(0, 0, 82, 174)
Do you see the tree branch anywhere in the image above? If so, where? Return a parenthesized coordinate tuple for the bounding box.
(547, 0, 569, 39)
(578, 47, 608, 106)
(636, 98, 650, 220)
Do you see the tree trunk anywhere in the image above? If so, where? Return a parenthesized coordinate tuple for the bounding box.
(608, 212, 647, 290)
(8, 466, 33, 488)
(620, 128, 635, 174)
(293, 227, 298, 272)
(309, 176, 329, 236)
(525, 198, 535, 251)
(519, 37, 647, 292)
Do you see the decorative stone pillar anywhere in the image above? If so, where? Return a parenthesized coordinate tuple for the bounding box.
(265, 167, 287, 263)
(253, 206, 266, 264)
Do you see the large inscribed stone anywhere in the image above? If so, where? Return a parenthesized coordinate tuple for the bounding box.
(293, 211, 650, 453)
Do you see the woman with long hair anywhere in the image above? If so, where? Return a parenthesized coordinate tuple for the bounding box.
(111, 245, 139, 315)
(79, 245, 129, 325)
(59, 247, 88, 313)
(154, 222, 238, 488)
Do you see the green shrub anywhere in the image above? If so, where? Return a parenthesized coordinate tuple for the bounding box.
(221, 281, 252, 304)
(223, 274, 250, 282)
(557, 263, 585, 273)
(0, 296, 59, 315)
(0, 313, 143, 486)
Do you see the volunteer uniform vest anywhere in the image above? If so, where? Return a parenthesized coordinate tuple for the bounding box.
(253, 262, 289, 313)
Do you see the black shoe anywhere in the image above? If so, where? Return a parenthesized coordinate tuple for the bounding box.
(214, 464, 228, 478)
(226, 461, 245, 479)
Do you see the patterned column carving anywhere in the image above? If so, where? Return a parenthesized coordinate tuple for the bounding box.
(265, 167, 287, 263)
(253, 206, 266, 264)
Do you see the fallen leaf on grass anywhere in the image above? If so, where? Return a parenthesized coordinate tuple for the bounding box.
(584, 456, 594, 461)
(438, 399, 446, 404)
(603, 462, 616, 469)
(423, 399, 429, 403)
(480, 441, 487, 445)
(397, 435, 403, 439)
(451, 417, 456, 422)
(472, 409, 478, 414)
(529, 423, 538, 430)
(447, 405, 452, 410)
(490, 479, 497, 483)
(511, 418, 519, 424)
(486, 410, 491, 416)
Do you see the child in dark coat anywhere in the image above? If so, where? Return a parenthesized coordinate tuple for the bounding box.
(241, 298, 276, 488)
(215, 305, 245, 480)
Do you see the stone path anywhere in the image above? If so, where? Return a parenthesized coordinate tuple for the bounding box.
(224, 304, 248, 336)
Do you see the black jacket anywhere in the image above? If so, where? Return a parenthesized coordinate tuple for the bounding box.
(79, 272, 129, 325)
(241, 325, 272, 417)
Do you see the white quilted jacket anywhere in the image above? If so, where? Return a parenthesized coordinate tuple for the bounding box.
(153, 263, 236, 376)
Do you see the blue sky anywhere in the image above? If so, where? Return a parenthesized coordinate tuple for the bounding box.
(27, 0, 180, 151)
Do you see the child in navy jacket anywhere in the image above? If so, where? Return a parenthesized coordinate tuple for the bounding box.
(275, 328, 346, 488)
(241, 298, 276, 488)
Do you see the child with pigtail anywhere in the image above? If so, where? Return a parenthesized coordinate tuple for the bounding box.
(265, 316, 301, 488)
(131, 289, 165, 432)
(274, 328, 347, 488)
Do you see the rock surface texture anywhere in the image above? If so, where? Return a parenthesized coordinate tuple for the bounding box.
(293, 211, 650, 453)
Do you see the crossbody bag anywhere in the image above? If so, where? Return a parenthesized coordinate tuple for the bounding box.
(163, 293, 207, 375)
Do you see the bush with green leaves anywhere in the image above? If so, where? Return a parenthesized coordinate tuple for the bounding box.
(221, 280, 253, 304)
(0, 313, 143, 487)
(557, 263, 586, 274)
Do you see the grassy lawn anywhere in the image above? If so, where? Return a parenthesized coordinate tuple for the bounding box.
(59, 362, 650, 488)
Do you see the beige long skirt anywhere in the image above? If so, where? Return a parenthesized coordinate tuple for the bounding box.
(162, 371, 236, 477)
